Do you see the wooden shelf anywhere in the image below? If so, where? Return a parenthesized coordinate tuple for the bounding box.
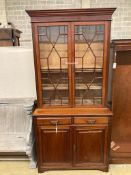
(42, 84, 102, 90)
(41, 68, 102, 73)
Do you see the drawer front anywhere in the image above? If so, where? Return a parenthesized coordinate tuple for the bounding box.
(74, 117, 109, 125)
(35, 117, 71, 125)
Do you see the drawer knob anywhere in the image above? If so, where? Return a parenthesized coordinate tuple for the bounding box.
(87, 119, 96, 124)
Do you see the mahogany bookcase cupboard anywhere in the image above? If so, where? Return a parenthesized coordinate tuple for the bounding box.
(111, 40, 131, 163)
(26, 8, 115, 173)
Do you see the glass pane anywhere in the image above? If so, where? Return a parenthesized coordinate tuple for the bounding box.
(38, 26, 69, 106)
(75, 25, 104, 105)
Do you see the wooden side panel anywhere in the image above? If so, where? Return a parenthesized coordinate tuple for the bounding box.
(111, 65, 131, 160)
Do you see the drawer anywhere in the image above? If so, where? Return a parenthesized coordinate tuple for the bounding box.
(74, 117, 109, 125)
(35, 117, 71, 125)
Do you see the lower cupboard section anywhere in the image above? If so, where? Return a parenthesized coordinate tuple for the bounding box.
(34, 116, 111, 173)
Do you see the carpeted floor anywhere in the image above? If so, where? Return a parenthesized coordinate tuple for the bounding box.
(0, 161, 131, 175)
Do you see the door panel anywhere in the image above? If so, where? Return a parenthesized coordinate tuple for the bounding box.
(37, 125, 72, 167)
(74, 24, 104, 106)
(37, 24, 71, 106)
(74, 126, 105, 165)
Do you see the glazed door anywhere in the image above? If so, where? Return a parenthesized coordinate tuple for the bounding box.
(36, 125, 72, 168)
(37, 23, 72, 107)
(73, 126, 107, 166)
(73, 22, 106, 106)
(35, 22, 109, 107)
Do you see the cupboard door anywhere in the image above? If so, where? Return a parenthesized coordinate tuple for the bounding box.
(73, 126, 107, 166)
(36, 125, 72, 169)
(37, 24, 71, 107)
(73, 23, 105, 106)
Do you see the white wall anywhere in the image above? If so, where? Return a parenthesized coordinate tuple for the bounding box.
(82, 0, 90, 8)
(0, 0, 7, 27)
(90, 0, 131, 39)
(0, 47, 36, 99)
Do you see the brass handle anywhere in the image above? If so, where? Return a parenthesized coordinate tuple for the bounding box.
(65, 62, 78, 65)
(50, 120, 59, 125)
(50, 120, 59, 134)
(87, 119, 96, 124)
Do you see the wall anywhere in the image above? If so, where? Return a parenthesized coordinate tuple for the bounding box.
(0, 0, 7, 27)
(90, 0, 131, 39)
(5, 0, 82, 46)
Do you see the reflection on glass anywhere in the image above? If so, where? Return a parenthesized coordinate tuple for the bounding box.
(75, 25, 104, 105)
(38, 26, 69, 106)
